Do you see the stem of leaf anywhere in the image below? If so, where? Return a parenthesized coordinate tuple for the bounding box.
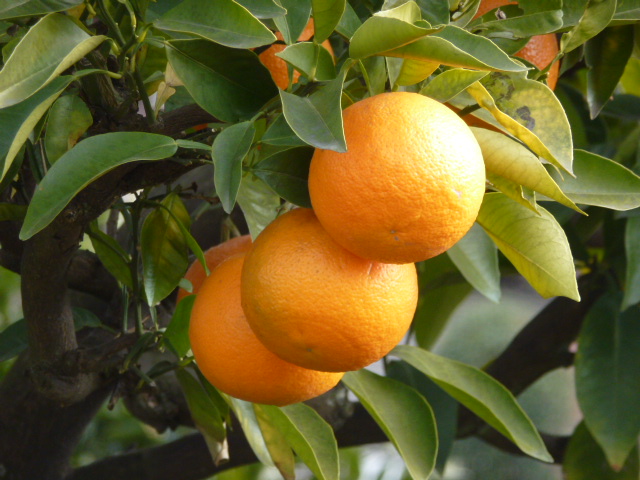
(96, 0, 126, 48)
(131, 70, 157, 125)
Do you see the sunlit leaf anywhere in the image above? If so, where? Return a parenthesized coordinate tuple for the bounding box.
(235, 0, 286, 18)
(237, 173, 280, 239)
(273, 0, 311, 45)
(476, 192, 580, 300)
(312, 0, 346, 43)
(276, 42, 336, 82)
(0, 0, 82, 20)
(561, 0, 617, 53)
(420, 68, 488, 103)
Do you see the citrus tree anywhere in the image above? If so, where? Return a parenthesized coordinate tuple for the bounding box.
(1, 0, 640, 479)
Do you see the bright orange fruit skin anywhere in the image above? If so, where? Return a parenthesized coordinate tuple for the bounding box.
(474, 0, 560, 89)
(177, 235, 252, 302)
(309, 92, 486, 264)
(241, 208, 418, 373)
(189, 254, 343, 406)
(258, 19, 334, 90)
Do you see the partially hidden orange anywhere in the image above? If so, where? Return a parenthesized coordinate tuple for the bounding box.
(241, 208, 419, 373)
(474, 0, 560, 89)
(189, 254, 343, 406)
(309, 92, 486, 264)
(259, 19, 334, 90)
(177, 235, 252, 302)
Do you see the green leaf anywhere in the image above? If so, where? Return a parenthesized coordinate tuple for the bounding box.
(252, 146, 313, 207)
(155, 0, 276, 48)
(0, 203, 27, 222)
(45, 94, 93, 164)
(561, 0, 617, 54)
(447, 223, 501, 302)
(382, 25, 530, 72)
(212, 121, 256, 213)
(226, 398, 280, 467)
(420, 68, 488, 103)
(564, 422, 640, 480)
(471, 127, 581, 212)
(88, 222, 133, 289)
(253, 405, 297, 480)
(0, 75, 73, 183)
(261, 114, 307, 147)
(235, 0, 287, 18)
(312, 0, 346, 42)
(141, 193, 191, 306)
(164, 295, 196, 359)
(343, 369, 437, 480)
(176, 368, 227, 465)
(175, 139, 211, 151)
(280, 64, 349, 152)
(0, 0, 83, 20)
(585, 25, 634, 118)
(486, 172, 539, 213)
(476, 192, 580, 301)
(334, 1, 361, 39)
(20, 132, 177, 240)
(272, 0, 311, 45)
(276, 42, 336, 82)
(547, 150, 640, 211)
(393, 344, 553, 462)
(623, 216, 640, 310)
(0, 320, 27, 363)
(394, 58, 439, 86)
(259, 403, 340, 480)
(0, 14, 104, 109)
(167, 39, 278, 123)
(237, 173, 280, 239)
(575, 292, 640, 469)
(470, 73, 574, 174)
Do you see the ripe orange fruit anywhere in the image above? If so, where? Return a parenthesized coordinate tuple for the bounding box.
(189, 254, 343, 406)
(308, 92, 486, 264)
(474, 0, 560, 89)
(177, 235, 252, 302)
(241, 208, 418, 372)
(259, 19, 334, 90)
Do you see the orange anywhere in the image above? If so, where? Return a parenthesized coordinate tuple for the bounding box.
(189, 254, 343, 406)
(241, 208, 418, 372)
(177, 235, 252, 302)
(259, 19, 334, 90)
(473, 0, 560, 89)
(308, 92, 486, 264)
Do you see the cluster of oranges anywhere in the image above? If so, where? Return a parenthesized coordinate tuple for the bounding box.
(183, 0, 560, 407)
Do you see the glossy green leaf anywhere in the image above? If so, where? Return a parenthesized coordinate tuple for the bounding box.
(414, 256, 473, 349)
(235, 0, 286, 18)
(547, 150, 640, 211)
(0, 14, 104, 109)
(312, 0, 346, 42)
(0, 0, 82, 20)
(141, 193, 191, 306)
(0, 76, 73, 182)
(359, 56, 388, 96)
(88, 222, 133, 289)
(280, 64, 348, 152)
(575, 292, 640, 469)
(45, 94, 93, 164)
(253, 405, 297, 480)
(166, 39, 278, 123)
(343, 369, 437, 480)
(272, 0, 311, 45)
(237, 173, 280, 239)
(476, 193, 580, 300)
(252, 146, 313, 207)
(334, 1, 361, 38)
(561, 0, 617, 53)
(564, 423, 640, 480)
(393, 345, 553, 462)
(164, 295, 196, 359)
(471, 73, 574, 174)
(394, 58, 439, 86)
(276, 42, 336, 81)
(447, 223, 501, 302)
(176, 369, 227, 455)
(382, 25, 529, 72)
(585, 25, 634, 118)
(420, 68, 488, 103)
(261, 114, 307, 147)
(486, 172, 539, 213)
(259, 403, 339, 480)
(155, 0, 276, 48)
(623, 216, 640, 310)
(212, 121, 256, 213)
(20, 132, 177, 240)
(226, 398, 279, 467)
(471, 127, 581, 212)
(384, 0, 450, 25)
